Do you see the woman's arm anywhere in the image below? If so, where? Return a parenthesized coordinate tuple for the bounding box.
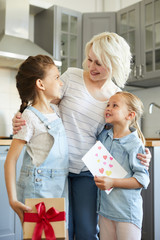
(94, 175, 142, 190)
(4, 139, 31, 223)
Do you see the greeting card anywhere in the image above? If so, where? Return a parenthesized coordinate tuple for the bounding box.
(82, 141, 128, 194)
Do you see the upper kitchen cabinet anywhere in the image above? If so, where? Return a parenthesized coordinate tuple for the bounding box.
(117, 0, 160, 88)
(34, 5, 82, 73)
(82, 12, 116, 59)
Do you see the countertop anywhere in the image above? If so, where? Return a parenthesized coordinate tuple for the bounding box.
(0, 138, 160, 146)
(145, 138, 160, 147)
(0, 139, 12, 145)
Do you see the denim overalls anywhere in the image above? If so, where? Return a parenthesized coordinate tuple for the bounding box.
(16, 106, 69, 224)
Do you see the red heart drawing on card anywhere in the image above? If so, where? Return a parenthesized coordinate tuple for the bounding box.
(109, 164, 113, 168)
(103, 155, 107, 160)
(98, 146, 101, 150)
(110, 157, 113, 160)
(99, 168, 104, 174)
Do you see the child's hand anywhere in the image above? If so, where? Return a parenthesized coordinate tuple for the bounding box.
(10, 200, 32, 224)
(94, 175, 114, 190)
(12, 112, 26, 135)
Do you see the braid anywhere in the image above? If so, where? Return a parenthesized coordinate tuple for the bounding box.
(19, 100, 28, 113)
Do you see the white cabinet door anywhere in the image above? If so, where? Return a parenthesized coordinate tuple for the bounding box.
(0, 146, 24, 240)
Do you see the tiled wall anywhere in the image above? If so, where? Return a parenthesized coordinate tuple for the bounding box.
(0, 68, 20, 137)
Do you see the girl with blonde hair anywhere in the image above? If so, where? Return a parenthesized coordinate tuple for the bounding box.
(95, 91, 150, 240)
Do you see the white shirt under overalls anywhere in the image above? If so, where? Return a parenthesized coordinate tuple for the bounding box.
(14, 106, 69, 227)
(14, 108, 59, 166)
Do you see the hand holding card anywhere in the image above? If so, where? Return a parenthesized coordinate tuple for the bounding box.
(82, 141, 128, 194)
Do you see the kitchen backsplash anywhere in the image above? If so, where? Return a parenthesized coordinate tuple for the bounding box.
(0, 68, 20, 137)
(0, 67, 160, 138)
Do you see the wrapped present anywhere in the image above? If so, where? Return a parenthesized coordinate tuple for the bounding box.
(23, 198, 66, 240)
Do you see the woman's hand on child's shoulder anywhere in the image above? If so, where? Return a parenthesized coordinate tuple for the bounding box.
(94, 175, 114, 190)
(10, 200, 32, 225)
(137, 147, 151, 170)
(12, 112, 26, 134)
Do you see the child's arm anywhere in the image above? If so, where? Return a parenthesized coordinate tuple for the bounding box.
(4, 139, 31, 224)
(94, 175, 142, 191)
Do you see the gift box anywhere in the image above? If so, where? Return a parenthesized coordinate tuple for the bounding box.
(23, 198, 66, 240)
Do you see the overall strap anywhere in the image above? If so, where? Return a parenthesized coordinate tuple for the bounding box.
(27, 106, 51, 129)
(50, 104, 60, 117)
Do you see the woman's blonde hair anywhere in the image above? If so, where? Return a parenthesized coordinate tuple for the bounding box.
(82, 32, 132, 88)
(115, 91, 145, 145)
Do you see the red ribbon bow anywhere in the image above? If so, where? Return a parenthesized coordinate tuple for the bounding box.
(24, 202, 65, 240)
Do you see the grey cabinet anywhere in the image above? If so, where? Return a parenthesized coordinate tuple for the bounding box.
(141, 146, 160, 240)
(35, 5, 82, 74)
(117, 0, 160, 88)
(0, 145, 24, 240)
(82, 12, 116, 60)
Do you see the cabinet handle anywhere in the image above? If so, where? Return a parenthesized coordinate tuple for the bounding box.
(139, 64, 144, 78)
(133, 65, 138, 78)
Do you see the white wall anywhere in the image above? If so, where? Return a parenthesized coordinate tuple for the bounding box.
(0, 68, 20, 137)
(52, 0, 104, 12)
(30, 0, 105, 13)
(104, 0, 141, 11)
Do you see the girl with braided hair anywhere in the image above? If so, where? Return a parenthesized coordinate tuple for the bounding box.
(4, 55, 69, 236)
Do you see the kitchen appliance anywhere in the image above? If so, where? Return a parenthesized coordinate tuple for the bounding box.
(0, 0, 61, 68)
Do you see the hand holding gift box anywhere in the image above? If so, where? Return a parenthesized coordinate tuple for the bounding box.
(23, 198, 66, 240)
(82, 141, 128, 194)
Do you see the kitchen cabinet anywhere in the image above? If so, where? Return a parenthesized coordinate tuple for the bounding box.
(141, 145, 160, 240)
(0, 145, 24, 240)
(82, 12, 116, 59)
(34, 5, 82, 73)
(117, 0, 160, 88)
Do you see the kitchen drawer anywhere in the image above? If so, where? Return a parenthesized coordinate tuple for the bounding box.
(0, 146, 10, 155)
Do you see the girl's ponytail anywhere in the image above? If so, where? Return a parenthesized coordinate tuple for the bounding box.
(132, 117, 145, 145)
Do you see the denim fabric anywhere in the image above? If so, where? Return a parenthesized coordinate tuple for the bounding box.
(68, 171, 99, 240)
(16, 106, 69, 225)
(97, 128, 150, 229)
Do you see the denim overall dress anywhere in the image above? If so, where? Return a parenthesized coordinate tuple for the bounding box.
(16, 106, 69, 224)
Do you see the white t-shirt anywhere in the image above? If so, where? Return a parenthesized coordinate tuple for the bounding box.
(13, 108, 59, 166)
(59, 68, 121, 173)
